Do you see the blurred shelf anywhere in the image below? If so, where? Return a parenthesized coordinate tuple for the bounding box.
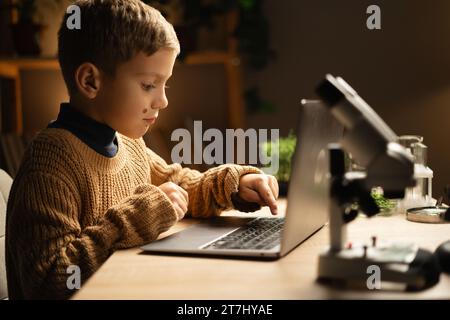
(0, 50, 235, 71)
(184, 51, 233, 65)
(0, 49, 245, 135)
(0, 57, 60, 75)
(0, 9, 245, 134)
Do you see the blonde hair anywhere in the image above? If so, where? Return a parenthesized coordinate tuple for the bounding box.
(58, 0, 180, 95)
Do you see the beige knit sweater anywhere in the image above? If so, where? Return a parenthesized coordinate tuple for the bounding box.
(5, 128, 261, 300)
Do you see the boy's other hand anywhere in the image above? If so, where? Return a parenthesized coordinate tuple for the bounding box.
(238, 174, 279, 215)
(159, 182, 188, 219)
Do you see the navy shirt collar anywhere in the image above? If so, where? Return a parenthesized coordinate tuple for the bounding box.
(48, 103, 118, 157)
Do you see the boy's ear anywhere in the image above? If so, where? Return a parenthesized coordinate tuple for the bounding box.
(75, 63, 101, 99)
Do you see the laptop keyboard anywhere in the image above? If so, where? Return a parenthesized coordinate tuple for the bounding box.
(202, 217, 285, 250)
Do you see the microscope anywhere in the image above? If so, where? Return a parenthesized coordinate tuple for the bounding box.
(315, 75, 441, 291)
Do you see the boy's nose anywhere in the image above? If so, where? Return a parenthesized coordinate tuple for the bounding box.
(152, 94, 168, 110)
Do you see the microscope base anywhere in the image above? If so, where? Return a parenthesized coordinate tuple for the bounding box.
(317, 242, 440, 291)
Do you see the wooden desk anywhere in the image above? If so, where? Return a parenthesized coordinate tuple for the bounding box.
(73, 200, 450, 299)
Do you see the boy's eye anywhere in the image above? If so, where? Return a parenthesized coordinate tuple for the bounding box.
(142, 83, 156, 91)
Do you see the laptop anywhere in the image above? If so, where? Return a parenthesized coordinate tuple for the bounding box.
(141, 100, 344, 259)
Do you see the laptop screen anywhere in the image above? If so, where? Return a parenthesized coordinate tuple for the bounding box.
(280, 100, 343, 255)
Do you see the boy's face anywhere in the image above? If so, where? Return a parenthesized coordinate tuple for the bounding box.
(96, 48, 177, 139)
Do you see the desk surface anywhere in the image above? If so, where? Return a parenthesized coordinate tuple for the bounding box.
(73, 199, 450, 299)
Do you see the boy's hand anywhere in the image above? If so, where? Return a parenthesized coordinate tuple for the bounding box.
(238, 174, 279, 215)
(159, 182, 188, 219)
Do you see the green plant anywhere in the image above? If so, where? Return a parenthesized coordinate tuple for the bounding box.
(9, 0, 65, 55)
(244, 87, 275, 113)
(261, 131, 297, 182)
(233, 0, 276, 70)
(371, 189, 396, 215)
(143, 0, 276, 114)
(14, 0, 36, 22)
(0, 0, 39, 23)
(145, 0, 275, 69)
(13, 0, 64, 23)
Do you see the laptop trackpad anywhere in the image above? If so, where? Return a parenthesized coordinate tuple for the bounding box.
(141, 216, 254, 251)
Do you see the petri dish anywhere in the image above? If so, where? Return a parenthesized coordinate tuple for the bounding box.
(406, 206, 449, 223)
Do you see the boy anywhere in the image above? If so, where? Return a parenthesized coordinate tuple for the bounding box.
(5, 0, 278, 300)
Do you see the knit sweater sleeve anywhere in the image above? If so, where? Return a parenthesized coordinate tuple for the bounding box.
(146, 148, 263, 217)
(6, 172, 178, 300)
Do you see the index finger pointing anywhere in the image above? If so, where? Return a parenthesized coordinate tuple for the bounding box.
(257, 182, 278, 215)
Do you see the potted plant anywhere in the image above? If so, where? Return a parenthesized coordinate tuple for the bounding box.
(10, 0, 42, 55)
(142, 0, 195, 56)
(143, 0, 276, 114)
(261, 131, 297, 196)
(11, 0, 64, 56)
(370, 187, 397, 216)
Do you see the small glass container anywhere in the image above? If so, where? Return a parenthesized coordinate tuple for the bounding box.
(398, 135, 434, 209)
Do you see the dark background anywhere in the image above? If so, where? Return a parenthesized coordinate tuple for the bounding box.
(8, 0, 450, 197)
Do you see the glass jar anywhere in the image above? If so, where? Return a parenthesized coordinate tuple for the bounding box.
(398, 135, 434, 210)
